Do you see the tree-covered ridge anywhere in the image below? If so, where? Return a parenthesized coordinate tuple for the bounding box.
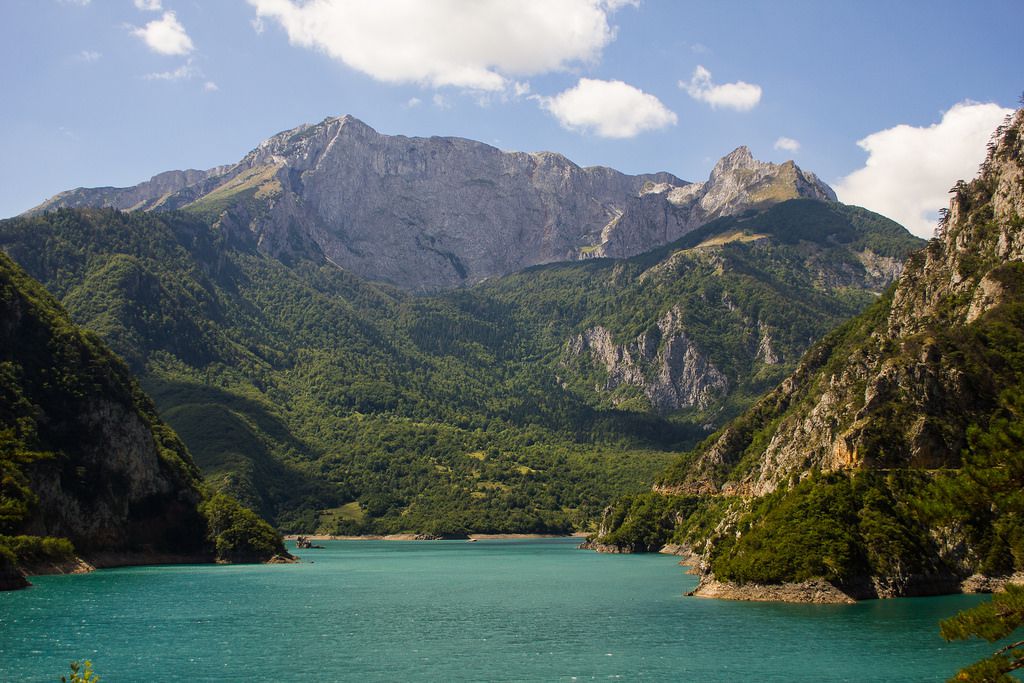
(0, 249, 284, 588)
(593, 109, 1024, 597)
(0, 197, 920, 534)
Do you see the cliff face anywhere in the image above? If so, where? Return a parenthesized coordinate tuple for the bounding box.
(667, 109, 1024, 500)
(555, 199, 920, 418)
(0, 250, 209, 568)
(599, 108, 1024, 601)
(566, 309, 729, 414)
(29, 116, 835, 290)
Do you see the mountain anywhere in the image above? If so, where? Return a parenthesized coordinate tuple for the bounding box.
(28, 115, 835, 290)
(0, 195, 921, 535)
(591, 108, 1024, 602)
(0, 250, 288, 589)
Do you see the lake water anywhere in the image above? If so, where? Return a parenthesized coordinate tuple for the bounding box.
(0, 538, 997, 681)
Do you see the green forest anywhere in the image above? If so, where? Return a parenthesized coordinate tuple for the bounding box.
(0, 199, 921, 534)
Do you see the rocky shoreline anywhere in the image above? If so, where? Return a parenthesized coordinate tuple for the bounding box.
(688, 572, 1024, 605)
(585, 539, 1024, 604)
(3, 551, 297, 592)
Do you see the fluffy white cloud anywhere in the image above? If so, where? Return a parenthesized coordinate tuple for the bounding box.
(132, 11, 194, 56)
(247, 0, 622, 91)
(133, 0, 162, 10)
(774, 137, 800, 153)
(682, 65, 761, 111)
(541, 78, 677, 138)
(76, 50, 101, 63)
(204, 81, 219, 92)
(835, 101, 1013, 238)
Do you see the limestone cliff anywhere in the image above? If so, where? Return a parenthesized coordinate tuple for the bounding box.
(566, 309, 729, 414)
(0, 250, 210, 571)
(613, 107, 1024, 601)
(28, 116, 835, 290)
(666, 108, 1024, 499)
(557, 198, 920, 417)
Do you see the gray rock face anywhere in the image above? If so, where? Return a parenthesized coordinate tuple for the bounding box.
(566, 305, 728, 414)
(671, 108, 1024, 499)
(29, 116, 836, 290)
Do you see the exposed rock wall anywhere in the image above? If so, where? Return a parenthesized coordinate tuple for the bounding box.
(0, 251, 209, 560)
(671, 109, 1024, 499)
(566, 306, 728, 414)
(29, 116, 836, 290)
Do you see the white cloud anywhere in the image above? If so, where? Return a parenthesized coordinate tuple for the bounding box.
(774, 137, 800, 153)
(76, 50, 101, 62)
(133, 0, 162, 10)
(682, 65, 761, 111)
(541, 78, 677, 138)
(58, 0, 91, 6)
(132, 11, 194, 56)
(835, 102, 1013, 238)
(247, 0, 622, 92)
(145, 60, 198, 81)
(405, 97, 422, 108)
(432, 93, 450, 109)
(204, 81, 219, 92)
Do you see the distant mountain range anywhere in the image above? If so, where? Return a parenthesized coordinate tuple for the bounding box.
(28, 115, 835, 290)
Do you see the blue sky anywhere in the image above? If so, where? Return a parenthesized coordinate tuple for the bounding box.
(0, 0, 1020, 236)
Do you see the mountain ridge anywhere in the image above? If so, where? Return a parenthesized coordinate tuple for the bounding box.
(28, 115, 836, 290)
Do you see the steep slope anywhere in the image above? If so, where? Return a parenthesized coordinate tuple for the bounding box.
(0, 247, 208, 563)
(593, 109, 1024, 601)
(0, 199, 920, 535)
(28, 115, 835, 290)
(0, 248, 290, 589)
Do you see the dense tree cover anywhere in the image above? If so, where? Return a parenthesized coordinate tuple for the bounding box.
(200, 493, 286, 562)
(0, 201, 919, 533)
(595, 114, 1024, 599)
(0, 250, 283, 580)
(942, 584, 1024, 682)
(0, 247, 207, 571)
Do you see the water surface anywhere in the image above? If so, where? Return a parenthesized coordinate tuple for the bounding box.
(0, 539, 994, 681)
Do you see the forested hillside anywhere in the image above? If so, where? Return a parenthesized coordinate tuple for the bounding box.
(0, 198, 921, 534)
(592, 109, 1024, 602)
(0, 250, 284, 589)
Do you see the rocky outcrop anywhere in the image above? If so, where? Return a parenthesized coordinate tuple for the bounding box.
(641, 109, 1024, 602)
(567, 306, 728, 414)
(28, 116, 836, 290)
(690, 577, 859, 604)
(689, 571, 1013, 604)
(0, 251, 211, 572)
(668, 111, 1024, 499)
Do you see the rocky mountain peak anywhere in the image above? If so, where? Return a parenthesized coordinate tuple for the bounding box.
(710, 145, 758, 179)
(27, 115, 841, 290)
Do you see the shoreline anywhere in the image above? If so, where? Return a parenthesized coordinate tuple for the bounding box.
(284, 532, 588, 542)
(688, 571, 1024, 604)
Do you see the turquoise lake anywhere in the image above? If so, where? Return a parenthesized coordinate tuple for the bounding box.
(0, 538, 998, 681)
